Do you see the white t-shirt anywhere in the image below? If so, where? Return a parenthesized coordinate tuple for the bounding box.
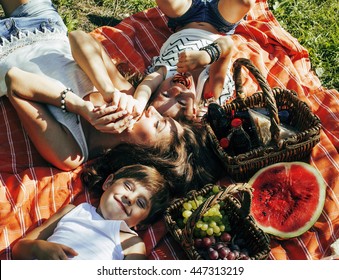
(47, 203, 138, 260)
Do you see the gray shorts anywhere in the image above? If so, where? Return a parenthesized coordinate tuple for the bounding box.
(0, 0, 67, 42)
(167, 0, 239, 34)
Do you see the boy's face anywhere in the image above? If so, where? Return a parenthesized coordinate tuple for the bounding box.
(97, 175, 153, 227)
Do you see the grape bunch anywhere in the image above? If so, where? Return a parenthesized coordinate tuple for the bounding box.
(194, 232, 251, 260)
(178, 186, 231, 238)
(177, 185, 251, 260)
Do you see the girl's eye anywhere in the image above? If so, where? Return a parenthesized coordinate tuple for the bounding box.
(178, 100, 187, 106)
(137, 198, 147, 209)
(156, 119, 167, 132)
(161, 92, 170, 98)
(124, 181, 132, 190)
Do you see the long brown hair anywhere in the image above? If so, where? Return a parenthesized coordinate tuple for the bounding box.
(82, 120, 225, 197)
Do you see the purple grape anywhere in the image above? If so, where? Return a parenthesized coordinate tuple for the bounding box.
(194, 238, 203, 248)
(209, 236, 216, 245)
(214, 242, 225, 250)
(239, 252, 250, 260)
(227, 251, 236, 260)
(218, 247, 231, 259)
(202, 237, 212, 248)
(220, 232, 232, 242)
(233, 250, 240, 259)
(208, 248, 219, 260)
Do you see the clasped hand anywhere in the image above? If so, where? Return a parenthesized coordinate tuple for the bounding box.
(82, 90, 145, 134)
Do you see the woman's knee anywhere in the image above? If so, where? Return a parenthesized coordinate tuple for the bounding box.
(240, 0, 255, 9)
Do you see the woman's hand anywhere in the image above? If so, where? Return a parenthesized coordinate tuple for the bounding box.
(81, 99, 141, 134)
(32, 240, 78, 260)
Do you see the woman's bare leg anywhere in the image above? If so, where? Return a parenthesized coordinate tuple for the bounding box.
(69, 30, 135, 101)
(155, 0, 192, 18)
(218, 0, 255, 23)
(0, 0, 29, 16)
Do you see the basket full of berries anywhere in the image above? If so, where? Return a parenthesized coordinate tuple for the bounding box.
(164, 183, 271, 260)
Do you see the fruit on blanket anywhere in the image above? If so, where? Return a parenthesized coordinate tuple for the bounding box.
(249, 162, 326, 239)
(193, 234, 250, 260)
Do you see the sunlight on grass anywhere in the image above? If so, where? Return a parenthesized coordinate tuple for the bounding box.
(268, 0, 338, 89)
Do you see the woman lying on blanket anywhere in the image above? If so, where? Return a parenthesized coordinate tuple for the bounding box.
(0, 0, 224, 193)
(70, 0, 255, 122)
(12, 164, 171, 260)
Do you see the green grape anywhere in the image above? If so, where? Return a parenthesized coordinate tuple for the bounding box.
(219, 224, 226, 232)
(183, 202, 192, 211)
(213, 225, 221, 234)
(208, 207, 218, 216)
(212, 185, 220, 194)
(206, 227, 214, 236)
(182, 210, 192, 219)
(196, 195, 204, 202)
(209, 221, 217, 228)
(213, 203, 220, 210)
(214, 231, 222, 237)
(213, 216, 222, 223)
(196, 220, 203, 228)
(201, 223, 208, 231)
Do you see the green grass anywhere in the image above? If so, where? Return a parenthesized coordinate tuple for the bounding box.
(268, 0, 338, 90)
(1, 0, 337, 90)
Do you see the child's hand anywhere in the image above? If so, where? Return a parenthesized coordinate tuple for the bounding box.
(86, 104, 134, 134)
(176, 50, 211, 73)
(33, 240, 78, 260)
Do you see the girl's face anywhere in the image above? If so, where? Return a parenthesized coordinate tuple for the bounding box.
(97, 175, 153, 227)
(129, 105, 184, 146)
(151, 73, 197, 120)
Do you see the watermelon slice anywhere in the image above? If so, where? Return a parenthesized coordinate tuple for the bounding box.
(249, 162, 326, 239)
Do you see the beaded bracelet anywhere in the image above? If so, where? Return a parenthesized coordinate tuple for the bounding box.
(60, 88, 73, 113)
(199, 42, 221, 64)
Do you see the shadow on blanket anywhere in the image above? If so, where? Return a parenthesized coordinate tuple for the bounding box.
(0, 0, 338, 260)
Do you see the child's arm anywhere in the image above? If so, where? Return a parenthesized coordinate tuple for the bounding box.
(12, 205, 78, 260)
(207, 36, 234, 100)
(120, 232, 147, 260)
(68, 30, 138, 115)
(177, 36, 234, 101)
(133, 68, 166, 115)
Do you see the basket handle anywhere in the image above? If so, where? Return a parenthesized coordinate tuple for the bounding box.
(232, 58, 281, 144)
(217, 183, 252, 218)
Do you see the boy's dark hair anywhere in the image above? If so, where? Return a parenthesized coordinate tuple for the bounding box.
(81, 164, 170, 226)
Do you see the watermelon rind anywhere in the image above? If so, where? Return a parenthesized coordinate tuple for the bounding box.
(249, 162, 326, 239)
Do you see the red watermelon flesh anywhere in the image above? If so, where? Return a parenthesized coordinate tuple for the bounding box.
(249, 162, 326, 239)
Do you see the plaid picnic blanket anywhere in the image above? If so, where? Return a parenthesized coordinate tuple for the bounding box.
(0, 0, 338, 260)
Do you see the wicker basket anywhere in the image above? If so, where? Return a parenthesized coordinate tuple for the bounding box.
(203, 58, 321, 181)
(164, 183, 271, 260)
